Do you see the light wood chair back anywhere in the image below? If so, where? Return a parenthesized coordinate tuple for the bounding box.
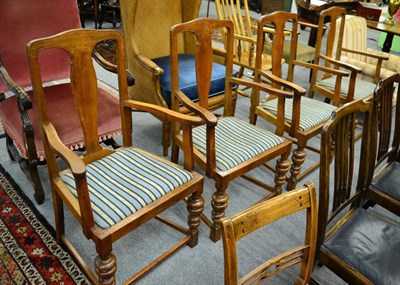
(27, 28, 205, 284)
(221, 182, 318, 285)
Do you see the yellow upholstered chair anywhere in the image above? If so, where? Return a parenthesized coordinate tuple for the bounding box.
(170, 18, 293, 242)
(28, 28, 205, 284)
(120, 0, 228, 156)
(221, 182, 318, 285)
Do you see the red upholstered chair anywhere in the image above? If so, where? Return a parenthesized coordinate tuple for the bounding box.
(0, 0, 129, 204)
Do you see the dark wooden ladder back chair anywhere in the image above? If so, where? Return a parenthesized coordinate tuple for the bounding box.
(364, 73, 400, 216)
(28, 28, 204, 284)
(0, 0, 128, 204)
(249, 10, 348, 190)
(314, 98, 400, 284)
(170, 18, 294, 242)
(221, 182, 318, 285)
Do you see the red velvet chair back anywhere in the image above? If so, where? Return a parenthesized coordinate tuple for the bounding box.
(0, 0, 81, 93)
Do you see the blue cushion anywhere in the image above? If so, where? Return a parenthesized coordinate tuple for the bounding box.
(153, 54, 232, 107)
(61, 147, 193, 229)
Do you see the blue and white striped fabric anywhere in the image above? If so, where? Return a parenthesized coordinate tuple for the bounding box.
(192, 117, 284, 172)
(60, 147, 193, 229)
(259, 96, 337, 131)
(317, 76, 375, 100)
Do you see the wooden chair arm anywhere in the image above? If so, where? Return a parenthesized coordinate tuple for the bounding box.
(257, 71, 306, 95)
(319, 54, 362, 73)
(123, 99, 203, 127)
(234, 34, 257, 44)
(298, 21, 326, 30)
(293, 60, 350, 77)
(341, 47, 389, 61)
(42, 123, 86, 176)
(0, 57, 32, 110)
(231, 76, 295, 98)
(92, 51, 135, 86)
(135, 54, 164, 76)
(174, 90, 218, 127)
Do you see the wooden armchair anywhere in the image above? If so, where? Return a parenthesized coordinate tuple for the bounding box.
(28, 28, 204, 284)
(315, 98, 400, 284)
(120, 0, 229, 156)
(213, 0, 277, 98)
(170, 18, 293, 242)
(309, 7, 377, 106)
(0, 0, 130, 204)
(249, 10, 345, 190)
(221, 182, 318, 285)
(364, 73, 400, 216)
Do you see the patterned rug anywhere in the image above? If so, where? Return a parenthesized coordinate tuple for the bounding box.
(0, 165, 91, 284)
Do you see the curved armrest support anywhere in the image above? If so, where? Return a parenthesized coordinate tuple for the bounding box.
(42, 123, 86, 177)
(92, 51, 135, 86)
(341, 48, 389, 61)
(136, 54, 164, 77)
(0, 58, 32, 110)
(257, 71, 307, 95)
(123, 99, 203, 126)
(319, 54, 362, 73)
(293, 60, 350, 77)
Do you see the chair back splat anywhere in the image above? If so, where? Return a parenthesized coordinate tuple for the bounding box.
(0, 0, 123, 204)
(28, 28, 205, 284)
(315, 96, 400, 284)
(170, 18, 293, 242)
(221, 182, 318, 285)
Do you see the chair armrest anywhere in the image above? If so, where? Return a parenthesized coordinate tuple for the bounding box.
(341, 47, 389, 61)
(92, 51, 135, 86)
(231, 76, 295, 99)
(234, 34, 257, 45)
(319, 54, 362, 74)
(293, 60, 350, 77)
(257, 70, 307, 95)
(123, 99, 203, 126)
(0, 57, 32, 110)
(135, 54, 164, 76)
(42, 123, 86, 177)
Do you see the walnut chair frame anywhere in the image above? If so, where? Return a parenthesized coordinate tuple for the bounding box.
(0, 0, 130, 204)
(364, 73, 400, 216)
(221, 182, 318, 285)
(249, 10, 349, 190)
(170, 18, 293, 242)
(120, 0, 229, 156)
(28, 29, 205, 284)
(315, 98, 400, 284)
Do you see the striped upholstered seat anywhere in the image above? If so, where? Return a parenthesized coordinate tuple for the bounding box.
(317, 72, 376, 101)
(191, 117, 285, 172)
(259, 97, 337, 131)
(61, 147, 193, 229)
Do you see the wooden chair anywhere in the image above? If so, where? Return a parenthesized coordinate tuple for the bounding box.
(170, 18, 293, 242)
(120, 0, 228, 156)
(221, 182, 318, 285)
(213, 0, 278, 98)
(309, 7, 377, 106)
(364, 73, 400, 216)
(0, 0, 129, 204)
(249, 10, 348, 190)
(315, 97, 400, 284)
(28, 28, 205, 284)
(78, 0, 99, 28)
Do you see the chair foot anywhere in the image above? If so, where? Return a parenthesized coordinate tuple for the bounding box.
(210, 225, 222, 242)
(210, 184, 228, 242)
(95, 253, 117, 284)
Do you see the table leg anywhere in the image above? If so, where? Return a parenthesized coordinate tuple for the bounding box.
(382, 32, 394, 53)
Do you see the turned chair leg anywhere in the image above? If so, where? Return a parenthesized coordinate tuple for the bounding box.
(162, 120, 171, 157)
(187, 189, 205, 247)
(275, 152, 291, 193)
(95, 249, 117, 285)
(210, 180, 229, 242)
(287, 148, 306, 191)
